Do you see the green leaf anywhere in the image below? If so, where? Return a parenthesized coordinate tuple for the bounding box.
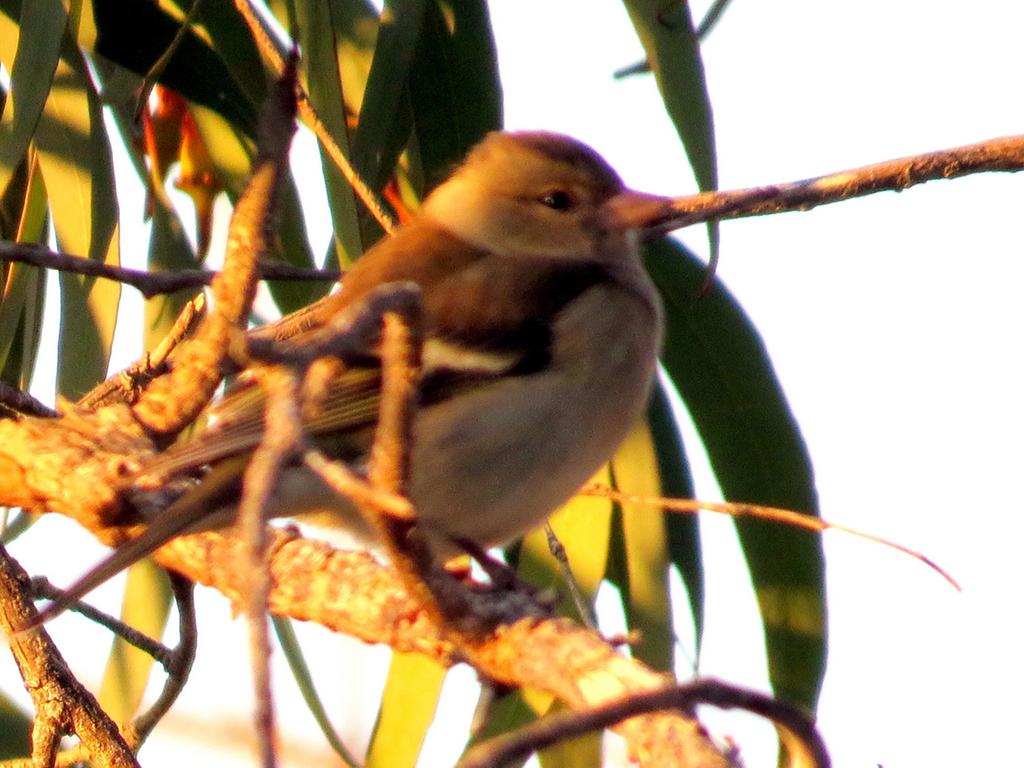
(365, 651, 446, 768)
(32, 36, 121, 399)
(621, 0, 719, 275)
(186, 104, 321, 314)
(295, 0, 368, 266)
(350, 0, 425, 194)
(272, 616, 359, 765)
(192, 0, 270, 110)
(647, 381, 703, 660)
(0, 689, 30, 758)
(536, 703, 602, 768)
(408, 0, 502, 192)
(610, 421, 673, 671)
(0, 153, 47, 385)
(87, 0, 258, 135)
(463, 689, 536, 768)
(98, 561, 172, 725)
(645, 237, 827, 709)
(467, 689, 600, 768)
(0, 0, 66, 199)
(620, 0, 716, 193)
(519, 466, 614, 623)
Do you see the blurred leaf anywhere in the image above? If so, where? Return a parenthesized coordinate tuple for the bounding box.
(647, 381, 703, 659)
(469, 686, 603, 767)
(513, 690, 601, 768)
(295, 0, 366, 266)
(408, 0, 502, 192)
(350, 0, 425, 194)
(535, 706, 602, 768)
(464, 689, 536, 768)
(186, 104, 320, 313)
(30, 36, 121, 399)
(98, 561, 172, 725)
(270, 170, 325, 312)
(365, 651, 446, 768)
(0, 690, 30, 758)
(645, 237, 827, 709)
(192, 0, 270, 109)
(519, 466, 614, 623)
(272, 617, 359, 765)
(86, 0, 258, 135)
(610, 420, 673, 671)
(0, 153, 47, 382)
(0, 0, 65, 199)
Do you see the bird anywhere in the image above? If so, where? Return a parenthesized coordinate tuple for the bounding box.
(36, 130, 674, 621)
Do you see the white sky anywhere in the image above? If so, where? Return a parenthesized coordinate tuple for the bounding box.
(5, 2, 1024, 767)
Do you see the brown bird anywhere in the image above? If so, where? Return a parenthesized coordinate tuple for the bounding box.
(40, 131, 674, 618)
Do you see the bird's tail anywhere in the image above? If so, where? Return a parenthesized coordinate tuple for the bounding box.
(22, 457, 247, 632)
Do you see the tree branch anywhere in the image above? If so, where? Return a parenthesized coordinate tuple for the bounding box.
(660, 134, 1024, 232)
(0, 242, 340, 298)
(458, 678, 828, 768)
(0, 546, 139, 768)
(154, 528, 729, 767)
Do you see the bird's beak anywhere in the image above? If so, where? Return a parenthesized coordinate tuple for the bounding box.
(601, 188, 677, 234)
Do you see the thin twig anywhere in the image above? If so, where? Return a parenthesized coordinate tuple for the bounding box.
(457, 678, 829, 768)
(237, 366, 303, 768)
(133, 0, 207, 122)
(29, 576, 176, 667)
(543, 523, 596, 629)
(0, 242, 339, 298)
(230, 0, 396, 233)
(78, 294, 206, 410)
(124, 574, 198, 747)
(582, 484, 961, 590)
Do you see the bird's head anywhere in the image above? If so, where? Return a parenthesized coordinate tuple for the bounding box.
(420, 131, 674, 260)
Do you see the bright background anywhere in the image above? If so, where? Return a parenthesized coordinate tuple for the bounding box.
(5, 2, 1024, 766)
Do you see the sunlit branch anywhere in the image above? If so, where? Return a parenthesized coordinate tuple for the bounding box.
(661, 134, 1024, 234)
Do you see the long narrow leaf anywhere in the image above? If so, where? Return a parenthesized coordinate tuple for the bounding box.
(408, 0, 502, 192)
(620, 0, 716, 192)
(0, 690, 30, 758)
(365, 651, 446, 768)
(0, 0, 65, 198)
(32, 36, 121, 399)
(296, 0, 367, 266)
(272, 616, 359, 765)
(87, 0, 258, 135)
(97, 562, 172, 725)
(350, 0, 425, 194)
(610, 421, 673, 671)
(646, 381, 702, 656)
(645, 237, 827, 709)
(622, 0, 719, 273)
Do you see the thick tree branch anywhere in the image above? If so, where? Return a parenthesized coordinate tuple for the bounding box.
(153, 528, 728, 767)
(0, 546, 139, 768)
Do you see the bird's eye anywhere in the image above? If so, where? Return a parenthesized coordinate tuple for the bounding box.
(539, 190, 573, 211)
